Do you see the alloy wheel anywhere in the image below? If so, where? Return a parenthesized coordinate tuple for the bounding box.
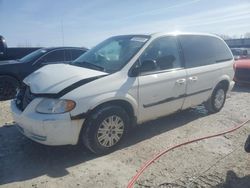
(97, 115, 124, 147)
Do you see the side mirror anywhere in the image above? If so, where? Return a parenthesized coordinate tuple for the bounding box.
(128, 59, 158, 77)
(140, 59, 158, 73)
(129, 64, 140, 77)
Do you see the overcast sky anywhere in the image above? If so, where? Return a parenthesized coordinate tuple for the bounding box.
(0, 0, 250, 48)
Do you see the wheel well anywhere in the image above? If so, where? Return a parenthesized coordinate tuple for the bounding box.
(93, 100, 134, 117)
(217, 80, 229, 91)
(89, 99, 136, 126)
(0, 74, 21, 85)
(78, 100, 136, 145)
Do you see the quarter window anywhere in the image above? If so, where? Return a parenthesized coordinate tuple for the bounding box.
(139, 36, 182, 73)
(212, 38, 233, 62)
(179, 35, 232, 68)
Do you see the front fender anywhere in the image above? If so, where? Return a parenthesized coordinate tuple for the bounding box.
(70, 92, 138, 119)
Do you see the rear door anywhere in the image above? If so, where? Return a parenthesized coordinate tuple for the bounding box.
(179, 35, 233, 109)
(138, 36, 187, 123)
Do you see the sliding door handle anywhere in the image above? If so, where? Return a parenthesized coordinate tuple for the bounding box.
(176, 78, 186, 85)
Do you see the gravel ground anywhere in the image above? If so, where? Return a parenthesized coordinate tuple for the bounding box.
(0, 85, 250, 188)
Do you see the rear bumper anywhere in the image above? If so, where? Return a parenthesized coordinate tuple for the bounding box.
(234, 77, 250, 84)
(234, 68, 250, 84)
(11, 99, 84, 146)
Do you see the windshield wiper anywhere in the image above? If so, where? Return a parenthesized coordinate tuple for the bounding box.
(73, 61, 105, 72)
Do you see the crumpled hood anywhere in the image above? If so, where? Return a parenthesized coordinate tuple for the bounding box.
(234, 59, 250, 69)
(24, 64, 107, 94)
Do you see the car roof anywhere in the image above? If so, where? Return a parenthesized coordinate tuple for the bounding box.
(41, 46, 88, 51)
(111, 32, 221, 40)
(150, 32, 220, 38)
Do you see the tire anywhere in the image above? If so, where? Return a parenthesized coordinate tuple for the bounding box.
(205, 84, 227, 113)
(0, 76, 20, 101)
(244, 135, 250, 153)
(81, 105, 130, 154)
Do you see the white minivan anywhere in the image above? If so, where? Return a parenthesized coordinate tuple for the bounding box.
(11, 32, 234, 154)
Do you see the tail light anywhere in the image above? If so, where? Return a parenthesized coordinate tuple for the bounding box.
(233, 62, 236, 71)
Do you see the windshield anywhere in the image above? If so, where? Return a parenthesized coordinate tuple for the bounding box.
(71, 35, 149, 73)
(19, 49, 47, 63)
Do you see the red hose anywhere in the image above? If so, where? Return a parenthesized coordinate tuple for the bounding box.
(127, 119, 250, 188)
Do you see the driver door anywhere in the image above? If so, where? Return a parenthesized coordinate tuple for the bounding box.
(137, 36, 187, 123)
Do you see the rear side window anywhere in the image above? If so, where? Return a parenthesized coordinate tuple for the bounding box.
(179, 35, 232, 68)
(63, 49, 85, 62)
(64, 50, 73, 61)
(212, 38, 233, 62)
(39, 50, 66, 63)
(71, 49, 85, 60)
(65, 49, 85, 61)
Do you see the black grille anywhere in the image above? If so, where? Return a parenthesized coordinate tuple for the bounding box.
(15, 85, 36, 111)
(235, 68, 250, 82)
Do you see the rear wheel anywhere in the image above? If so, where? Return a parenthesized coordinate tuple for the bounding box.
(205, 84, 227, 113)
(81, 105, 129, 154)
(0, 76, 20, 101)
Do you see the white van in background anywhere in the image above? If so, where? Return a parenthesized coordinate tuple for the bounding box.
(11, 32, 234, 154)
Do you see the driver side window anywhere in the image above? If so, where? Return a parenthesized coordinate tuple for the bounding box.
(139, 36, 182, 73)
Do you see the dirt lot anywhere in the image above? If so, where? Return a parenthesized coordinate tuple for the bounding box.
(0, 85, 250, 188)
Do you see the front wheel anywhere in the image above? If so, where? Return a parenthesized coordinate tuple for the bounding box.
(0, 76, 20, 101)
(205, 85, 227, 113)
(81, 105, 130, 154)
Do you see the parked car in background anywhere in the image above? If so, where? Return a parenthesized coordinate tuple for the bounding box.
(233, 58, 250, 84)
(0, 35, 41, 61)
(0, 47, 87, 100)
(11, 33, 234, 154)
(0, 36, 7, 57)
(231, 48, 250, 60)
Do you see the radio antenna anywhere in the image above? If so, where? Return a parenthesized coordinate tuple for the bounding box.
(61, 19, 65, 46)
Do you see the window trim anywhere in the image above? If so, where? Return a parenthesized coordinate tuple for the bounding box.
(139, 67, 184, 76)
(215, 57, 233, 63)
